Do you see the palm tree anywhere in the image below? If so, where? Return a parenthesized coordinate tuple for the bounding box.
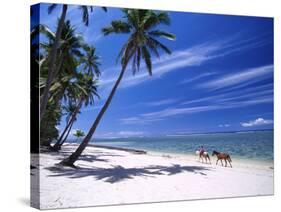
(59, 117, 76, 148)
(40, 4, 107, 121)
(61, 9, 176, 166)
(39, 20, 101, 148)
(80, 45, 101, 77)
(52, 103, 77, 150)
(40, 4, 67, 121)
(54, 45, 101, 149)
(73, 129, 85, 142)
(52, 74, 99, 150)
(40, 21, 84, 85)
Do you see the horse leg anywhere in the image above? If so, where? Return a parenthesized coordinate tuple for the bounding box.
(228, 159, 232, 168)
(225, 159, 227, 167)
(216, 159, 219, 165)
(220, 159, 223, 166)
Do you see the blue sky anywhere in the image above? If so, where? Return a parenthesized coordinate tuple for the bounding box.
(33, 3, 274, 138)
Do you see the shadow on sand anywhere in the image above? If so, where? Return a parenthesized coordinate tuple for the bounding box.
(46, 163, 212, 184)
(47, 148, 124, 163)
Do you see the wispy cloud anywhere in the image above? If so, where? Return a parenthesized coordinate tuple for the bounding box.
(96, 130, 145, 138)
(120, 89, 273, 125)
(118, 131, 144, 137)
(240, 118, 273, 127)
(179, 72, 215, 84)
(99, 33, 271, 90)
(181, 82, 273, 106)
(200, 64, 273, 91)
(144, 99, 178, 107)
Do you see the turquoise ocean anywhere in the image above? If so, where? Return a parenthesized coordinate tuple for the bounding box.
(91, 130, 273, 162)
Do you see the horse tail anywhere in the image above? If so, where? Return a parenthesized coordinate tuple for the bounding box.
(228, 155, 232, 162)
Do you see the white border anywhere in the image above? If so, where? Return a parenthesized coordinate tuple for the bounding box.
(0, 0, 280, 211)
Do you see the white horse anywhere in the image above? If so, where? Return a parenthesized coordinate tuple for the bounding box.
(196, 150, 211, 164)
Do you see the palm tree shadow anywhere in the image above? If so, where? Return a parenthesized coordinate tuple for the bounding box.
(149, 164, 209, 176)
(46, 148, 124, 162)
(46, 164, 212, 183)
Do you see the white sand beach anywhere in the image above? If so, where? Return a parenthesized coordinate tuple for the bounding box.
(31, 144, 274, 209)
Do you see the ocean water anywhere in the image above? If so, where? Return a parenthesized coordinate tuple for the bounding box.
(93, 130, 273, 162)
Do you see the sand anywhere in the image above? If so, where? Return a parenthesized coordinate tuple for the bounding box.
(31, 143, 274, 209)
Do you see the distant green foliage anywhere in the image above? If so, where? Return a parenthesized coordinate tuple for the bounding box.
(73, 129, 85, 139)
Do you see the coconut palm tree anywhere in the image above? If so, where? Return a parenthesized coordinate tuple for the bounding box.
(80, 45, 101, 77)
(40, 4, 67, 120)
(59, 117, 76, 148)
(39, 20, 101, 148)
(40, 4, 107, 121)
(54, 44, 101, 149)
(39, 20, 84, 92)
(52, 73, 99, 150)
(52, 103, 77, 150)
(73, 129, 85, 142)
(61, 9, 176, 166)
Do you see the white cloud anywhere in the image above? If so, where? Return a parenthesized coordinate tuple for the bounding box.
(240, 118, 273, 127)
(95, 130, 145, 138)
(201, 65, 273, 90)
(179, 72, 215, 84)
(145, 99, 178, 107)
(120, 95, 273, 125)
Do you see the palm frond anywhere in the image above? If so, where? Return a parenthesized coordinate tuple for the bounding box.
(39, 24, 56, 41)
(157, 12, 171, 25)
(102, 20, 131, 35)
(48, 4, 57, 14)
(148, 30, 176, 40)
(31, 25, 40, 40)
(79, 6, 89, 26)
(148, 36, 172, 54)
(136, 47, 141, 70)
(143, 11, 170, 30)
(141, 46, 152, 75)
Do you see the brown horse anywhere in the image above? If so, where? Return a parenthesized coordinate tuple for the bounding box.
(212, 150, 232, 167)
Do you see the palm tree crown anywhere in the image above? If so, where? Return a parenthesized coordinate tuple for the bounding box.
(102, 9, 176, 74)
(73, 129, 85, 138)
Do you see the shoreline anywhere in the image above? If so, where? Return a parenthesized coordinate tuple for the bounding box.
(82, 143, 273, 169)
(33, 143, 274, 209)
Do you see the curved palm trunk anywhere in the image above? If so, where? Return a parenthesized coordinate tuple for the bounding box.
(53, 98, 83, 150)
(40, 4, 68, 121)
(58, 118, 75, 148)
(61, 67, 126, 166)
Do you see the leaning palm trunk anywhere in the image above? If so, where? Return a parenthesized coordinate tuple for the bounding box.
(53, 98, 83, 150)
(61, 66, 126, 166)
(40, 4, 68, 121)
(58, 119, 75, 149)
